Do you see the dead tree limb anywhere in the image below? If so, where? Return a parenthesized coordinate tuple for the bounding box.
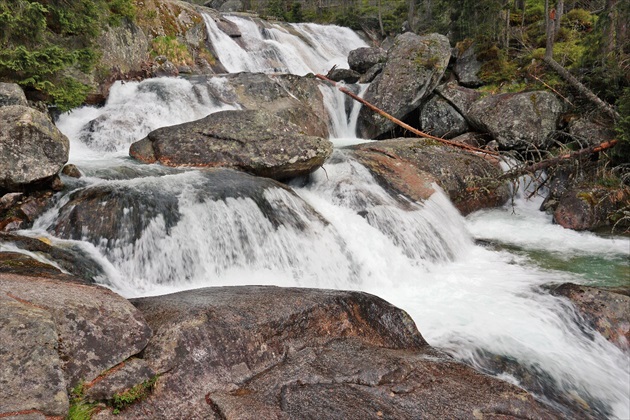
(542, 57, 620, 120)
(499, 139, 618, 180)
(315, 74, 500, 157)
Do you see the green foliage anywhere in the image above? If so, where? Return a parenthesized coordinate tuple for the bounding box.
(68, 382, 97, 420)
(613, 88, 630, 165)
(562, 8, 596, 32)
(0, 0, 135, 110)
(151, 36, 192, 66)
(110, 376, 158, 414)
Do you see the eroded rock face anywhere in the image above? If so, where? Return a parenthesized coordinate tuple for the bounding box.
(551, 283, 629, 352)
(0, 105, 69, 192)
(129, 109, 332, 180)
(85, 286, 561, 419)
(358, 33, 451, 139)
(467, 91, 564, 150)
(350, 138, 509, 215)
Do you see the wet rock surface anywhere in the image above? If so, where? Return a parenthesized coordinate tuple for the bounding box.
(358, 33, 451, 139)
(551, 283, 630, 352)
(129, 109, 332, 180)
(82, 286, 562, 419)
(350, 138, 509, 214)
(0, 190, 54, 232)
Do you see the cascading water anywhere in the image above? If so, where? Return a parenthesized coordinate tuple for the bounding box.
(12, 15, 630, 419)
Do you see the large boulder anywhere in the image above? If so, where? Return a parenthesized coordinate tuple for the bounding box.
(467, 91, 564, 150)
(348, 47, 387, 74)
(453, 42, 483, 87)
(568, 117, 616, 147)
(551, 283, 629, 352)
(0, 263, 152, 418)
(350, 139, 510, 215)
(86, 286, 561, 418)
(420, 95, 469, 139)
(221, 73, 329, 138)
(129, 109, 332, 180)
(358, 33, 451, 139)
(0, 190, 55, 231)
(0, 82, 28, 107)
(0, 105, 69, 192)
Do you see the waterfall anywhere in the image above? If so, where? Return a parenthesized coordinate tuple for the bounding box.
(18, 15, 630, 419)
(202, 13, 368, 75)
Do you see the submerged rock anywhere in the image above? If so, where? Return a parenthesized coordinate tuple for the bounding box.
(129, 109, 332, 180)
(467, 91, 564, 150)
(82, 286, 562, 419)
(358, 33, 451, 139)
(350, 138, 509, 215)
(0, 105, 69, 192)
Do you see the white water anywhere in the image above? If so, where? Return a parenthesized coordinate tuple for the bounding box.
(202, 14, 367, 75)
(20, 17, 630, 419)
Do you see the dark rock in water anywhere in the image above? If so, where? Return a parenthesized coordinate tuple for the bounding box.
(0, 232, 105, 283)
(48, 181, 181, 250)
(348, 47, 387, 74)
(129, 109, 332, 180)
(420, 94, 469, 139)
(0, 252, 66, 278)
(350, 138, 510, 215)
(467, 91, 564, 150)
(62, 163, 82, 178)
(358, 33, 451, 139)
(215, 15, 241, 36)
(551, 283, 629, 352)
(0, 82, 28, 107)
(0, 105, 69, 192)
(88, 286, 561, 419)
(0, 270, 152, 402)
(327, 67, 360, 84)
(0, 190, 55, 232)
(453, 42, 483, 87)
(553, 184, 629, 231)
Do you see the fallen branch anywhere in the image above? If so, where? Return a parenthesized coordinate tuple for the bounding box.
(499, 139, 618, 180)
(315, 74, 499, 156)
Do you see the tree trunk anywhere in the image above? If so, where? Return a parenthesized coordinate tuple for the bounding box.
(554, 0, 564, 40)
(543, 56, 620, 120)
(544, 0, 555, 60)
(408, 0, 416, 32)
(377, 0, 385, 37)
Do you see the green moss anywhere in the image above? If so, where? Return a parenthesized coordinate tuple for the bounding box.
(110, 375, 158, 415)
(67, 382, 97, 420)
(151, 35, 192, 66)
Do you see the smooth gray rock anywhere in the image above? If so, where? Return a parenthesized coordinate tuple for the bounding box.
(420, 95, 469, 139)
(358, 33, 451, 139)
(467, 91, 564, 150)
(0, 106, 69, 192)
(0, 82, 28, 107)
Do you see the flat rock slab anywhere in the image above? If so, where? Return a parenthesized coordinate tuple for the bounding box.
(90, 286, 563, 418)
(129, 109, 332, 180)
